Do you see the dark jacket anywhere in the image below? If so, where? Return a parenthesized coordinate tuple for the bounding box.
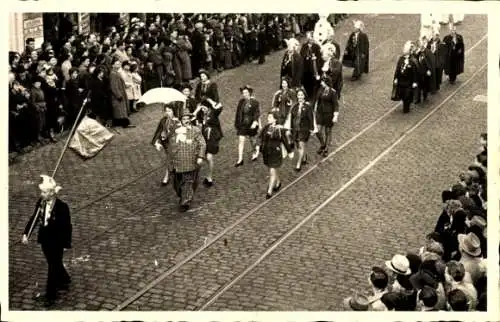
(23, 198, 72, 249)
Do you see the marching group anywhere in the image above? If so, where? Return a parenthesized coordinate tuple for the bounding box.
(343, 133, 488, 311)
(8, 13, 342, 159)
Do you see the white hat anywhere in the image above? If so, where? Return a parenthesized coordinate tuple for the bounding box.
(385, 254, 411, 275)
(38, 174, 62, 194)
(354, 20, 364, 30)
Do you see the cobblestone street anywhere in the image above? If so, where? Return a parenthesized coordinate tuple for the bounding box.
(8, 13, 487, 311)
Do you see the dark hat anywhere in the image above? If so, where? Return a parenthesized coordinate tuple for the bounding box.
(409, 269, 438, 290)
(198, 68, 210, 78)
(180, 82, 192, 91)
(239, 84, 253, 94)
(451, 184, 467, 198)
(442, 189, 454, 203)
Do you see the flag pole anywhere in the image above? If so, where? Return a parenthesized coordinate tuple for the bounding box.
(26, 92, 91, 240)
(51, 91, 91, 179)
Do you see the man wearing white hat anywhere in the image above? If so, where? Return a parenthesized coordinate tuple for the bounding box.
(342, 20, 370, 81)
(22, 175, 72, 307)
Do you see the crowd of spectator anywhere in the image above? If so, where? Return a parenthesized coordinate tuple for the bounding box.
(8, 13, 348, 161)
(343, 132, 488, 311)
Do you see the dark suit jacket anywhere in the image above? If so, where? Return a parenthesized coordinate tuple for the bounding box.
(24, 198, 72, 249)
(280, 51, 303, 88)
(443, 33, 465, 76)
(235, 98, 260, 130)
(195, 81, 220, 104)
(394, 56, 418, 88)
(290, 101, 314, 132)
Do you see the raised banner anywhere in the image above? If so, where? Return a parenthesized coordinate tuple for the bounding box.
(78, 13, 91, 34)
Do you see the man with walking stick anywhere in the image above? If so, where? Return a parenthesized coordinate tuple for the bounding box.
(22, 175, 72, 307)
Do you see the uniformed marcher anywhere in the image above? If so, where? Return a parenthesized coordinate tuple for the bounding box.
(22, 175, 72, 307)
(314, 75, 339, 157)
(300, 31, 323, 99)
(443, 23, 465, 85)
(169, 110, 207, 212)
(319, 43, 343, 99)
(280, 38, 303, 89)
(343, 20, 370, 81)
(196, 98, 223, 187)
(392, 41, 419, 113)
(414, 36, 436, 104)
(427, 24, 447, 92)
(271, 77, 296, 127)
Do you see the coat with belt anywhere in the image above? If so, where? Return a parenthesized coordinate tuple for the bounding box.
(23, 198, 72, 249)
(109, 70, 129, 119)
(177, 37, 193, 81)
(169, 125, 207, 173)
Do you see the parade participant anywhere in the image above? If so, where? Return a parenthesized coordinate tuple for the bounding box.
(414, 36, 436, 104)
(152, 104, 181, 185)
(271, 77, 296, 127)
(443, 23, 465, 85)
(313, 14, 335, 46)
(280, 38, 303, 89)
(194, 69, 220, 106)
(420, 14, 438, 41)
(300, 31, 323, 99)
(427, 24, 447, 92)
(343, 20, 370, 81)
(392, 41, 419, 114)
(196, 98, 223, 187)
(169, 110, 206, 212)
(234, 85, 261, 166)
(314, 75, 339, 157)
(22, 175, 72, 307)
(290, 87, 316, 171)
(179, 82, 197, 117)
(257, 111, 294, 199)
(320, 43, 343, 98)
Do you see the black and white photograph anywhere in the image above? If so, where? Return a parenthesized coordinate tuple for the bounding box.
(4, 8, 492, 317)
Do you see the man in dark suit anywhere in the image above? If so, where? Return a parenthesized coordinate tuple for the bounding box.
(443, 23, 465, 84)
(300, 31, 323, 99)
(22, 175, 72, 307)
(343, 20, 369, 81)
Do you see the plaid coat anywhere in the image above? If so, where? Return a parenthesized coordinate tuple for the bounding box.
(169, 125, 207, 173)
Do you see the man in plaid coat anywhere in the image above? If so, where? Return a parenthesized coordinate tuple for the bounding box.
(170, 110, 207, 211)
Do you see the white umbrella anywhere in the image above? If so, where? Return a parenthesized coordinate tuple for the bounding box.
(137, 87, 186, 106)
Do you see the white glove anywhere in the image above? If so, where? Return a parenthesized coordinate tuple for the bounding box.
(393, 79, 398, 84)
(333, 112, 339, 123)
(426, 70, 431, 76)
(250, 121, 259, 129)
(288, 152, 295, 159)
(155, 143, 162, 151)
(412, 83, 418, 88)
(22, 234, 28, 245)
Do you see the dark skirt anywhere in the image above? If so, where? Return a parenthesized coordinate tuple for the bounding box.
(292, 129, 310, 143)
(263, 146, 283, 168)
(236, 126, 259, 137)
(316, 112, 334, 127)
(203, 126, 222, 155)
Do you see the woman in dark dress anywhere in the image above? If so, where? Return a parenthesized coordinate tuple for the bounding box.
(195, 97, 223, 187)
(270, 77, 296, 127)
(152, 104, 181, 185)
(289, 87, 315, 172)
(194, 69, 220, 105)
(314, 76, 339, 157)
(258, 111, 293, 199)
(234, 85, 261, 166)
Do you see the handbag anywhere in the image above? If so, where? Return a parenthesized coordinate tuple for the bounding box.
(391, 84, 400, 101)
